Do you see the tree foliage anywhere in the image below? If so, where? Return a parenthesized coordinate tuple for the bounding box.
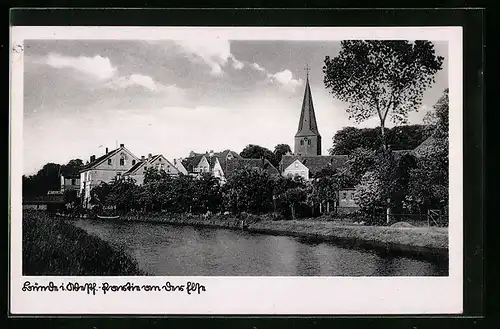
(23, 159, 84, 198)
(222, 168, 275, 214)
(323, 40, 444, 146)
(329, 125, 431, 155)
(273, 144, 292, 163)
(240, 144, 278, 167)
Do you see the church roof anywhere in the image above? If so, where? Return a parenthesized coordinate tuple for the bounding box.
(280, 155, 348, 176)
(295, 76, 320, 137)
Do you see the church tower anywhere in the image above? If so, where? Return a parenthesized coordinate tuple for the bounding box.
(294, 67, 321, 156)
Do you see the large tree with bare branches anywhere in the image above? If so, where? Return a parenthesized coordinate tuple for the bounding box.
(323, 40, 444, 149)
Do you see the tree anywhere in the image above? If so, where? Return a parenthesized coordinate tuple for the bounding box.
(222, 168, 275, 214)
(405, 88, 449, 215)
(329, 125, 431, 155)
(273, 144, 292, 163)
(308, 169, 339, 215)
(193, 173, 222, 213)
(280, 187, 308, 220)
(323, 40, 444, 149)
(60, 159, 84, 177)
(240, 144, 278, 167)
(353, 171, 387, 221)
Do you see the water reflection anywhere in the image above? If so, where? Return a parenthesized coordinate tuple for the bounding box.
(72, 219, 447, 276)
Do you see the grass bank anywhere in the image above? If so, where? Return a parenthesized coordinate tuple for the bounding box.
(23, 211, 145, 275)
(105, 212, 448, 260)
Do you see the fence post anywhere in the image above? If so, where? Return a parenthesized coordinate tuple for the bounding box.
(427, 209, 430, 227)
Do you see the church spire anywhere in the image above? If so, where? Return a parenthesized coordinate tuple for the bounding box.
(295, 66, 320, 138)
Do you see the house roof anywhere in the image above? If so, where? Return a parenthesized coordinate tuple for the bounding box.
(280, 155, 348, 175)
(412, 135, 443, 158)
(180, 150, 242, 173)
(123, 159, 147, 175)
(181, 155, 205, 173)
(224, 158, 279, 178)
(80, 146, 138, 172)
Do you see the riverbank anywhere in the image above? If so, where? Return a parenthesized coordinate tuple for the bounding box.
(91, 212, 448, 260)
(23, 211, 145, 275)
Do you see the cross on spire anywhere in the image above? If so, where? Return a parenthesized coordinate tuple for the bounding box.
(304, 64, 310, 79)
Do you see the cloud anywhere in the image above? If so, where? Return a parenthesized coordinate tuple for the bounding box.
(44, 53, 117, 81)
(251, 62, 266, 72)
(230, 55, 244, 70)
(174, 38, 232, 76)
(104, 74, 187, 105)
(107, 74, 164, 92)
(269, 69, 303, 92)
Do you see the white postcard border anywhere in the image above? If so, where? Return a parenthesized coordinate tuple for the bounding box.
(10, 26, 463, 315)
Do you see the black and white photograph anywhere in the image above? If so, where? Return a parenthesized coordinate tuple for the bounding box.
(10, 25, 463, 315)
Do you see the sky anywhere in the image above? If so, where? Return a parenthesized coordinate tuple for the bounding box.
(22, 39, 448, 175)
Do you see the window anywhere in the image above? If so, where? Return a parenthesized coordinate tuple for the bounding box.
(132, 160, 136, 165)
(108, 159, 112, 165)
(308, 140, 311, 145)
(120, 159, 125, 166)
(300, 140, 304, 145)
(349, 192, 354, 201)
(341, 192, 347, 200)
(71, 178, 76, 185)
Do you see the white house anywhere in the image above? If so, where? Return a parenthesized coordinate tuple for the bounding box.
(79, 143, 139, 208)
(123, 154, 179, 185)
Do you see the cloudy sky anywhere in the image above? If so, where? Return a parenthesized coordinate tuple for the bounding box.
(23, 39, 448, 175)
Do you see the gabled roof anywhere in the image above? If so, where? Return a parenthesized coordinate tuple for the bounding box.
(224, 158, 279, 179)
(280, 155, 348, 176)
(412, 135, 442, 158)
(212, 149, 241, 171)
(181, 150, 242, 173)
(296, 76, 320, 137)
(181, 155, 205, 173)
(123, 154, 177, 176)
(80, 146, 138, 172)
(123, 160, 147, 175)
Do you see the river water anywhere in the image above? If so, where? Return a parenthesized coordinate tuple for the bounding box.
(72, 219, 448, 276)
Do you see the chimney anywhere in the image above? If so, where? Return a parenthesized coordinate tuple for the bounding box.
(209, 150, 214, 157)
(141, 155, 145, 161)
(148, 153, 152, 159)
(105, 147, 109, 154)
(90, 155, 96, 162)
(120, 143, 124, 148)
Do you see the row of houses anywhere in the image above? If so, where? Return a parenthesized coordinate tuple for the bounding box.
(74, 144, 283, 208)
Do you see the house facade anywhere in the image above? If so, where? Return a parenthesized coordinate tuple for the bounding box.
(60, 174, 81, 196)
(123, 154, 179, 185)
(174, 150, 242, 182)
(79, 144, 139, 208)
